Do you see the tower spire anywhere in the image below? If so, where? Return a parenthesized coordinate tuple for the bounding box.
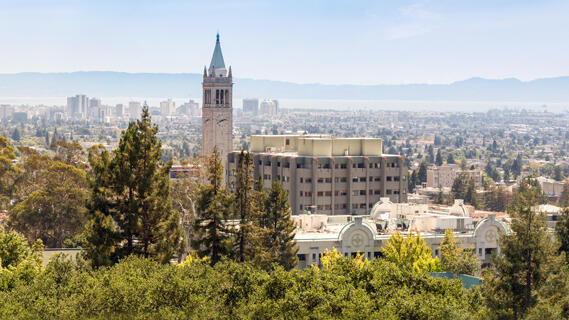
(209, 33, 226, 76)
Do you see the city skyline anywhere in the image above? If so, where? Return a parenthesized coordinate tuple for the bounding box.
(0, 0, 568, 85)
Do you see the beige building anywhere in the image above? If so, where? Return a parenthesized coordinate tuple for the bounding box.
(202, 33, 233, 170)
(427, 164, 482, 188)
(227, 134, 408, 215)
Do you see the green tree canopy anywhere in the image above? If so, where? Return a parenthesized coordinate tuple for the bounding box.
(84, 106, 183, 266)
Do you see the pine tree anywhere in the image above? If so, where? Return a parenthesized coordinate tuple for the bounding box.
(257, 180, 298, 270)
(435, 149, 443, 166)
(447, 153, 455, 164)
(418, 162, 427, 184)
(11, 128, 20, 142)
(483, 178, 565, 319)
(408, 170, 417, 193)
(192, 147, 232, 265)
(230, 150, 261, 263)
(555, 208, 569, 263)
(84, 106, 183, 266)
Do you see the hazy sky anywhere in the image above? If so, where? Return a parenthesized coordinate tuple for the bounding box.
(1, 0, 568, 85)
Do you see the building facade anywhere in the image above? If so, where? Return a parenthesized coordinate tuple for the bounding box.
(427, 164, 482, 189)
(243, 98, 259, 115)
(227, 134, 408, 215)
(202, 33, 233, 170)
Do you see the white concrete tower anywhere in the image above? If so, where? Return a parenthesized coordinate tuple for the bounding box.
(202, 33, 233, 171)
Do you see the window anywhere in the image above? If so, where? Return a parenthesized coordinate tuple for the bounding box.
(435, 249, 439, 256)
(394, 176, 400, 182)
(369, 163, 373, 168)
(325, 191, 332, 196)
(335, 164, 339, 169)
(317, 192, 324, 197)
(299, 204, 303, 210)
(340, 190, 347, 196)
(286, 139, 290, 146)
(357, 163, 365, 168)
(342, 204, 347, 209)
(352, 204, 359, 209)
(317, 178, 324, 183)
(300, 177, 303, 183)
(312, 253, 317, 261)
(265, 161, 271, 166)
(353, 190, 359, 196)
(375, 163, 380, 168)
(340, 164, 347, 169)
(352, 164, 356, 168)
(374, 190, 380, 195)
(306, 178, 312, 183)
(325, 178, 332, 183)
(360, 190, 366, 195)
(359, 203, 366, 209)
(359, 177, 366, 182)
(394, 190, 400, 195)
(386, 176, 392, 182)
(386, 190, 392, 195)
(334, 177, 339, 183)
(305, 191, 312, 197)
(353, 177, 358, 182)
(374, 177, 381, 181)
(340, 177, 347, 183)
(369, 189, 373, 195)
(300, 191, 303, 197)
(277, 162, 281, 167)
(297, 254, 306, 261)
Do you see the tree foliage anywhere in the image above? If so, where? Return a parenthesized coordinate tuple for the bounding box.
(382, 231, 442, 273)
(440, 229, 480, 275)
(84, 106, 183, 266)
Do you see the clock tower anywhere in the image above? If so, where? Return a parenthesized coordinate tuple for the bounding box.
(202, 33, 233, 171)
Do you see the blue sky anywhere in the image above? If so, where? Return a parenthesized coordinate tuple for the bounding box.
(0, 0, 568, 85)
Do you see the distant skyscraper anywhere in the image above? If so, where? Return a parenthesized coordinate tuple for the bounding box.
(242, 98, 259, 115)
(202, 33, 233, 170)
(160, 99, 176, 117)
(259, 99, 278, 116)
(129, 101, 141, 120)
(89, 97, 101, 108)
(115, 104, 124, 117)
(67, 94, 88, 119)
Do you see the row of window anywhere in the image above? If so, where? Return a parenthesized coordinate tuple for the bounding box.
(299, 189, 403, 197)
(260, 161, 400, 169)
(298, 176, 401, 183)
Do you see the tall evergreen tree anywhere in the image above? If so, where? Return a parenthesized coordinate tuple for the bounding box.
(11, 128, 20, 142)
(435, 149, 443, 166)
(417, 162, 428, 184)
(192, 147, 232, 265)
(483, 178, 565, 319)
(84, 106, 183, 266)
(256, 180, 297, 270)
(230, 150, 261, 263)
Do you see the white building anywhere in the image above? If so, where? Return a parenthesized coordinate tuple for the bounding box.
(129, 101, 142, 120)
(160, 99, 176, 117)
(293, 198, 508, 269)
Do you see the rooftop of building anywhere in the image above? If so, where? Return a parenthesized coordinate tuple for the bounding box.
(248, 134, 386, 157)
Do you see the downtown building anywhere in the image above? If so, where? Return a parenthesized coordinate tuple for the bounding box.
(227, 134, 408, 215)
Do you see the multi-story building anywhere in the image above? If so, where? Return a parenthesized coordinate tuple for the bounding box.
(427, 164, 482, 188)
(67, 94, 88, 119)
(160, 99, 176, 117)
(259, 99, 278, 116)
(128, 101, 142, 120)
(227, 134, 408, 215)
(202, 33, 233, 170)
(243, 98, 259, 115)
(0, 105, 14, 121)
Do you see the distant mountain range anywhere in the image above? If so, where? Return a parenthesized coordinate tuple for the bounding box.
(0, 71, 568, 102)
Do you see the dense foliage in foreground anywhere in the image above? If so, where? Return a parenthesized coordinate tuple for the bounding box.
(0, 253, 481, 319)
